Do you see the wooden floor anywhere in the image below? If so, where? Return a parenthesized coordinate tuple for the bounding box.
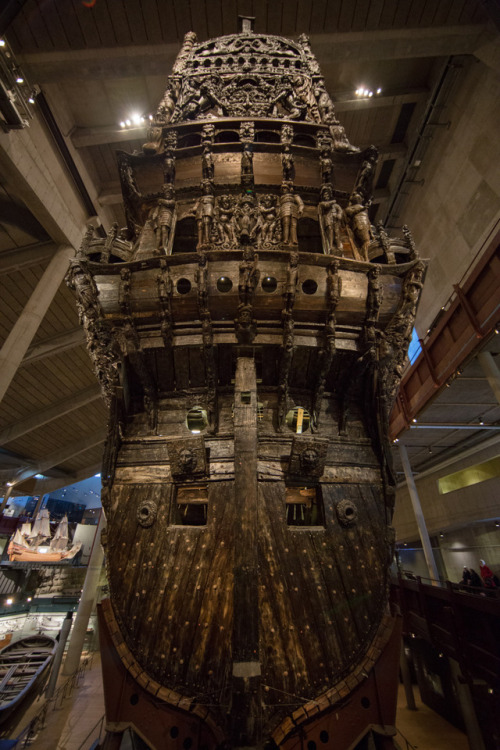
(4, 649, 470, 750)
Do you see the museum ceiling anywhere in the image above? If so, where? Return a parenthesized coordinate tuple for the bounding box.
(0, 0, 499, 502)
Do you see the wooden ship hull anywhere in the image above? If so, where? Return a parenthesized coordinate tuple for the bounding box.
(0, 636, 56, 727)
(68, 27, 425, 749)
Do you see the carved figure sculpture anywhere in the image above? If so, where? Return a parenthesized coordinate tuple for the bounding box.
(163, 150, 176, 185)
(202, 148, 214, 181)
(270, 76, 307, 120)
(345, 192, 373, 260)
(282, 146, 295, 181)
(320, 150, 333, 185)
(151, 185, 176, 254)
(234, 195, 258, 245)
(318, 186, 343, 255)
(280, 182, 304, 245)
(257, 194, 280, 246)
(356, 146, 378, 202)
(280, 123, 293, 145)
(216, 195, 236, 247)
(314, 82, 336, 123)
(193, 183, 215, 248)
(241, 144, 254, 183)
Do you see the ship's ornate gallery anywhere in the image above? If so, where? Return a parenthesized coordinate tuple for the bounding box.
(0, 2, 499, 749)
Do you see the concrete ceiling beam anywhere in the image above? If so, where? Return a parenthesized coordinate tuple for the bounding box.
(22, 327, 85, 366)
(18, 25, 489, 85)
(15, 463, 102, 496)
(0, 384, 102, 446)
(0, 241, 57, 275)
(4, 429, 106, 489)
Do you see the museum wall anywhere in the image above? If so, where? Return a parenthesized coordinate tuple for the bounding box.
(397, 55, 500, 337)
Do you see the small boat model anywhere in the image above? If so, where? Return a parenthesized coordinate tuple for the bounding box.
(7, 511, 81, 563)
(0, 635, 57, 725)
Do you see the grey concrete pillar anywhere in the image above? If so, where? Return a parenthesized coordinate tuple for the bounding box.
(62, 510, 105, 675)
(0, 244, 74, 404)
(477, 351, 500, 405)
(449, 658, 486, 750)
(398, 442, 440, 583)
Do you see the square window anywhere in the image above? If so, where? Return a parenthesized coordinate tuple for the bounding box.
(285, 486, 324, 527)
(173, 485, 208, 526)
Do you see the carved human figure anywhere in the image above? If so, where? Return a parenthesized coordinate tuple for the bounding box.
(320, 150, 333, 185)
(356, 146, 378, 201)
(101, 222, 118, 263)
(216, 195, 236, 246)
(314, 82, 336, 123)
(241, 144, 254, 180)
(284, 251, 299, 311)
(329, 120, 358, 153)
(293, 74, 320, 121)
(202, 148, 214, 181)
(280, 183, 304, 245)
(163, 151, 176, 185)
(179, 448, 197, 473)
(366, 266, 382, 325)
(235, 196, 258, 244)
(345, 192, 372, 260)
(280, 123, 293, 145)
(258, 194, 279, 246)
(152, 185, 176, 254)
(318, 186, 343, 255)
(282, 146, 294, 181)
(238, 250, 260, 305)
(271, 76, 306, 120)
(239, 121, 255, 143)
(193, 183, 215, 248)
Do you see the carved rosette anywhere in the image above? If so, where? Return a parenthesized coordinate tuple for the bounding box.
(335, 498, 358, 527)
(137, 499, 158, 528)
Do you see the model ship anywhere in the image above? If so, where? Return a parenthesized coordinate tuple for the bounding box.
(68, 24, 425, 750)
(7, 511, 81, 563)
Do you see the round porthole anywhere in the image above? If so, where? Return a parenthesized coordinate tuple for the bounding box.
(320, 731, 329, 743)
(361, 696, 371, 709)
(262, 276, 277, 293)
(130, 693, 139, 706)
(170, 726, 179, 738)
(183, 739, 193, 750)
(286, 407, 311, 434)
(186, 406, 208, 434)
(302, 279, 318, 295)
(176, 277, 191, 294)
(307, 742, 317, 750)
(217, 276, 233, 292)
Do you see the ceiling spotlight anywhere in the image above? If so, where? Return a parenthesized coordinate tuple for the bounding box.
(393, 438, 399, 443)
(119, 121, 126, 128)
(149, 114, 153, 120)
(28, 95, 35, 104)
(479, 419, 484, 425)
(412, 418, 417, 423)
(0, 40, 5, 47)
(132, 113, 142, 125)
(125, 119, 131, 126)
(368, 91, 373, 97)
(16, 75, 24, 84)
(376, 87, 382, 94)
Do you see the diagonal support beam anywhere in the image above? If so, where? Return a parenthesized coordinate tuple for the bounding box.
(22, 327, 85, 366)
(14, 462, 101, 496)
(7, 429, 106, 489)
(0, 244, 74, 404)
(0, 384, 101, 445)
(0, 241, 57, 275)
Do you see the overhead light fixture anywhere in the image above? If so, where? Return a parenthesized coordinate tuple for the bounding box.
(412, 418, 417, 423)
(0, 40, 5, 47)
(15, 74, 24, 84)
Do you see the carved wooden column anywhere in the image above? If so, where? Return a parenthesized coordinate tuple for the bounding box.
(231, 356, 260, 747)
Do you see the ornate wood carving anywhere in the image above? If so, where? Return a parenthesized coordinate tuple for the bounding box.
(288, 436, 329, 478)
(167, 436, 207, 478)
